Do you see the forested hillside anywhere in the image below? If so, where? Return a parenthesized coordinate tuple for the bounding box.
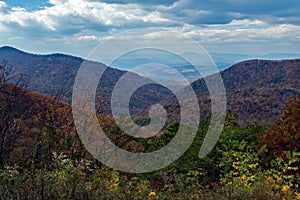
(0, 62, 299, 199)
(1, 46, 299, 126)
(192, 59, 300, 125)
(0, 47, 299, 199)
(0, 46, 175, 117)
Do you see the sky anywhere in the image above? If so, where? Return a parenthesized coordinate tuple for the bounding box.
(0, 0, 300, 61)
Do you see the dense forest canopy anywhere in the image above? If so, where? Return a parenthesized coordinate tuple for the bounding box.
(0, 62, 299, 199)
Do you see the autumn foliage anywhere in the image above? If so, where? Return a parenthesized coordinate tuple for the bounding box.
(261, 94, 300, 157)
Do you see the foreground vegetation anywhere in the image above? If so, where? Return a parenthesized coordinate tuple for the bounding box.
(1, 97, 300, 199)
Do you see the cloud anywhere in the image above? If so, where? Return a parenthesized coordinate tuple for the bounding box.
(71, 19, 300, 46)
(0, 0, 175, 33)
(0, 0, 299, 57)
(157, 0, 300, 25)
(77, 35, 99, 41)
(1, 0, 299, 36)
(183, 21, 300, 44)
(93, 0, 177, 6)
(0, 1, 6, 8)
(106, 19, 300, 44)
(227, 19, 266, 26)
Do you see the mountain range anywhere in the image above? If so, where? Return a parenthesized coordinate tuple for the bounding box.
(0, 46, 176, 118)
(0, 46, 299, 126)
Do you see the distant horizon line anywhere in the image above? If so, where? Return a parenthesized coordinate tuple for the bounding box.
(1, 45, 300, 66)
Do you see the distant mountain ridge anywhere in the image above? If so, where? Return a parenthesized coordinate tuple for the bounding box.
(1, 46, 300, 126)
(0, 46, 177, 118)
(191, 59, 300, 125)
(0, 46, 83, 97)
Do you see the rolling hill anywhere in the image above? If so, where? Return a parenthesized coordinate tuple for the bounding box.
(1, 46, 299, 126)
(0, 46, 178, 119)
(192, 59, 300, 125)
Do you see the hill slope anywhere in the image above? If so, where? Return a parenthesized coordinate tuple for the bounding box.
(0, 46, 177, 117)
(192, 59, 300, 125)
(1, 46, 299, 126)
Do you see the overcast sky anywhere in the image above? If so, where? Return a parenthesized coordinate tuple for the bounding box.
(1, 0, 300, 59)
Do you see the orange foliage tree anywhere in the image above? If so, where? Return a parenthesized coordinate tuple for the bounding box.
(261, 94, 300, 157)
